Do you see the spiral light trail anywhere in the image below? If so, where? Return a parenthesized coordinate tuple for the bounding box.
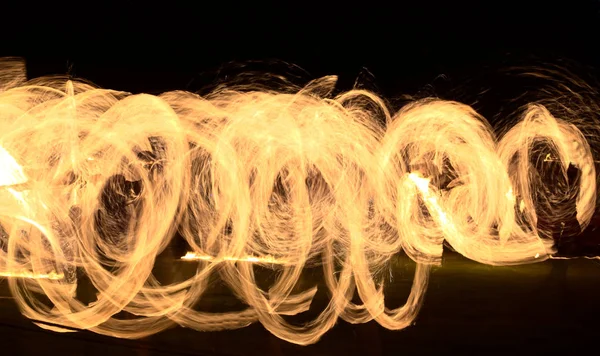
(0, 58, 597, 345)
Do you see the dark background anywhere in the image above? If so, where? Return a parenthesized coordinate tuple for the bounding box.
(3, 1, 600, 95)
(2, 1, 600, 355)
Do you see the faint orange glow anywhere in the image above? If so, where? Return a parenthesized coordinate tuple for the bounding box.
(0, 58, 597, 345)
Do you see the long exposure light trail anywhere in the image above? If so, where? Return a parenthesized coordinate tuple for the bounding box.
(0, 58, 598, 344)
(0, 270, 63, 280)
(181, 252, 287, 264)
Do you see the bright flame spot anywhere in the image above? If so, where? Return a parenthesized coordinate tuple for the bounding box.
(506, 188, 515, 202)
(0, 146, 27, 186)
(409, 172, 453, 228)
(408, 172, 431, 193)
(519, 200, 526, 212)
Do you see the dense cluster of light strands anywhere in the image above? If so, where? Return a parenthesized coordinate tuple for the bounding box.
(0, 58, 598, 345)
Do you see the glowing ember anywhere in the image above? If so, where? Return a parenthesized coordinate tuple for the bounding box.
(0, 58, 597, 345)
